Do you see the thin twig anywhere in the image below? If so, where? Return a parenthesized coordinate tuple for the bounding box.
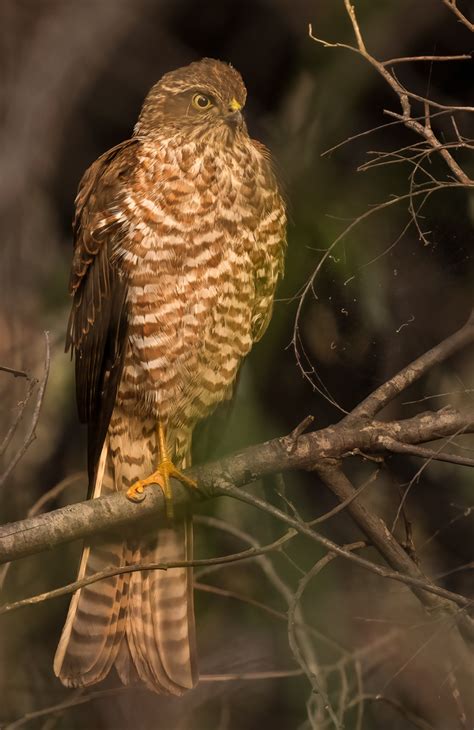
(217, 483, 473, 613)
(382, 53, 472, 65)
(0, 472, 84, 590)
(0, 377, 37, 458)
(288, 542, 366, 728)
(291, 184, 470, 398)
(309, 468, 380, 526)
(350, 309, 474, 419)
(345, 693, 435, 730)
(0, 530, 295, 616)
(390, 424, 471, 533)
(301, 0, 474, 406)
(27, 472, 85, 518)
(3, 672, 306, 730)
(0, 332, 50, 488)
(441, 0, 474, 32)
(194, 581, 346, 655)
(320, 108, 466, 158)
(0, 364, 29, 378)
(382, 438, 474, 468)
(194, 514, 298, 600)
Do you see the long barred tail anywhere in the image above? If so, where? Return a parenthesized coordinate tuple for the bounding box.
(54, 416, 198, 694)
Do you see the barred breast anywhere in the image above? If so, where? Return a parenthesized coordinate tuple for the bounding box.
(114, 134, 286, 446)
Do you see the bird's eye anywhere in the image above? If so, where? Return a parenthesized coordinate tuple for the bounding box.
(192, 93, 212, 111)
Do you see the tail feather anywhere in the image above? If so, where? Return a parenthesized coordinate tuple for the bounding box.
(114, 614, 139, 685)
(54, 542, 128, 685)
(127, 520, 197, 694)
(54, 443, 128, 685)
(127, 556, 176, 693)
(148, 519, 197, 689)
(54, 417, 198, 695)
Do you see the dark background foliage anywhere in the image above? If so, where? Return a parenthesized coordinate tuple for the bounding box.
(0, 1, 473, 728)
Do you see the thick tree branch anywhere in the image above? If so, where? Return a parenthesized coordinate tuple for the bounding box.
(1, 403, 474, 566)
(1, 316, 474, 650)
(1, 471, 472, 631)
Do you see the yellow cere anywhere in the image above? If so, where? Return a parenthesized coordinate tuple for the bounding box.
(229, 98, 242, 111)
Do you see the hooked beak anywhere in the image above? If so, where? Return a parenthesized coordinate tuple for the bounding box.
(226, 109, 243, 128)
(226, 98, 243, 128)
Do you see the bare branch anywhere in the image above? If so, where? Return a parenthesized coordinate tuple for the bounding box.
(26, 472, 85, 518)
(292, 183, 470, 397)
(0, 376, 37, 458)
(0, 332, 50, 488)
(217, 484, 474, 646)
(194, 514, 299, 608)
(309, 5, 474, 184)
(441, 0, 474, 32)
(4, 673, 306, 730)
(194, 580, 344, 654)
(287, 543, 365, 729)
(0, 311, 473, 718)
(346, 693, 435, 730)
(313, 463, 443, 608)
(0, 365, 28, 378)
(321, 108, 468, 158)
(350, 309, 474, 419)
(0, 472, 84, 591)
(381, 439, 474, 468)
(1, 445, 473, 637)
(309, 469, 380, 526)
(2, 399, 474, 567)
(0, 530, 295, 617)
(382, 53, 472, 65)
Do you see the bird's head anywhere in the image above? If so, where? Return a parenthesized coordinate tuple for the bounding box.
(135, 58, 248, 142)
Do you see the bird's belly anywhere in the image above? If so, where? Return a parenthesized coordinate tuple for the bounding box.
(118, 262, 254, 428)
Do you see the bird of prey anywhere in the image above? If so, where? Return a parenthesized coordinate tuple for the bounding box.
(54, 57, 287, 694)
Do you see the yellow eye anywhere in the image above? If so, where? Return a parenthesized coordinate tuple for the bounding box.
(192, 93, 212, 111)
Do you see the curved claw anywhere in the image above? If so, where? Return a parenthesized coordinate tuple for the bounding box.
(127, 471, 174, 519)
(126, 459, 197, 519)
(126, 482, 147, 503)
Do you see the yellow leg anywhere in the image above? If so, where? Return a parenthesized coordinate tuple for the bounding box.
(126, 422, 197, 519)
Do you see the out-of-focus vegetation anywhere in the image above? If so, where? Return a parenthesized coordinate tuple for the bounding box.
(0, 1, 473, 728)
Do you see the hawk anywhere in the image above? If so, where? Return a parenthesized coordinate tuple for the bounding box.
(54, 58, 286, 694)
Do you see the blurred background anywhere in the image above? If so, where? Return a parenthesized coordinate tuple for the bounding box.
(0, 0, 473, 728)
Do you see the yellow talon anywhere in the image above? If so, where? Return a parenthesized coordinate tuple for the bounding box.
(126, 481, 146, 502)
(126, 423, 198, 520)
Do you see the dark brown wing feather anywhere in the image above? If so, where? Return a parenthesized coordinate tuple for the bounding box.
(66, 139, 139, 489)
